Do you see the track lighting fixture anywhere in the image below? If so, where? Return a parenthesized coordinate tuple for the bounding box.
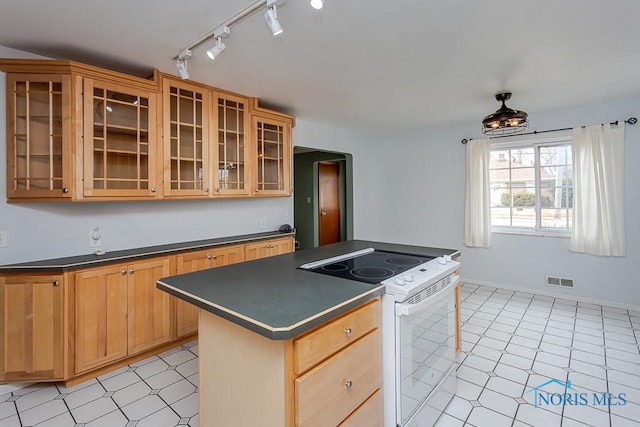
(264, 2, 283, 36)
(310, 0, 323, 9)
(176, 49, 191, 79)
(206, 26, 230, 60)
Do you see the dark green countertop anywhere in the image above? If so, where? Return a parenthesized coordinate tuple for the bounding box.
(0, 231, 295, 273)
(157, 240, 460, 340)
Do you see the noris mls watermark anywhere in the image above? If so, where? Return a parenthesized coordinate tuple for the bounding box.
(530, 379, 627, 408)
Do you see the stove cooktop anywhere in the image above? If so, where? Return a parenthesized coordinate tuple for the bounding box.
(299, 249, 434, 284)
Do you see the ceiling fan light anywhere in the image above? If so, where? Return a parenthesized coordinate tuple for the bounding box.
(481, 92, 529, 135)
(310, 0, 324, 9)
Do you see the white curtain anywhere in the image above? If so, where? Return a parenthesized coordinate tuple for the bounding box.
(464, 138, 491, 247)
(571, 123, 626, 256)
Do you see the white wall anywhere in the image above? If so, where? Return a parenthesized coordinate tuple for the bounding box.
(360, 95, 640, 307)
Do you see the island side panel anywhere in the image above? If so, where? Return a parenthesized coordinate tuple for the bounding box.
(198, 309, 291, 427)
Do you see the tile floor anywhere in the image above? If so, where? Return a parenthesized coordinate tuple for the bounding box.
(427, 283, 640, 427)
(1, 283, 639, 426)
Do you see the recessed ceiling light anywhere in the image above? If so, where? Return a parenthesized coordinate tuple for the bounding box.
(310, 0, 323, 9)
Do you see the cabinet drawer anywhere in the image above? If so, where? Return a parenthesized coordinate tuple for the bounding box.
(338, 389, 382, 427)
(294, 298, 380, 375)
(295, 330, 381, 427)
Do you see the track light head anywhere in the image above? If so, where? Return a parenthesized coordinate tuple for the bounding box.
(206, 26, 230, 60)
(206, 37, 226, 60)
(176, 59, 189, 79)
(264, 5, 283, 36)
(176, 49, 191, 79)
(310, 0, 323, 9)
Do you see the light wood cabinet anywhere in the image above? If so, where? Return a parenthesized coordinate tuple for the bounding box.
(0, 274, 67, 381)
(162, 77, 211, 197)
(83, 79, 159, 198)
(213, 92, 251, 196)
(2, 60, 294, 202)
(5, 74, 75, 199)
(75, 265, 129, 373)
(75, 257, 171, 373)
(244, 236, 293, 260)
(173, 245, 244, 337)
(198, 297, 382, 427)
(252, 113, 292, 197)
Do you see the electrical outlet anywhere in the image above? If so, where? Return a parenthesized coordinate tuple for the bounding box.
(259, 218, 267, 229)
(0, 231, 7, 248)
(284, 212, 289, 220)
(89, 227, 102, 247)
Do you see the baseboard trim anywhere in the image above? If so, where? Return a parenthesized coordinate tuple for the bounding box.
(460, 276, 640, 313)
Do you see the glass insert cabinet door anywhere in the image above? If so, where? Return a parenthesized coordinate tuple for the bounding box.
(6, 74, 73, 198)
(162, 79, 210, 197)
(83, 79, 158, 197)
(252, 115, 291, 196)
(214, 93, 250, 196)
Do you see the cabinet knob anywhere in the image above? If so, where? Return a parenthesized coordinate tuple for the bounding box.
(121, 270, 127, 275)
(151, 187, 157, 193)
(215, 188, 220, 192)
(207, 255, 212, 260)
(344, 328, 352, 337)
(62, 188, 69, 194)
(254, 189, 259, 193)
(343, 379, 353, 390)
(52, 280, 59, 287)
(204, 188, 209, 193)
(129, 269, 135, 275)
(212, 255, 217, 260)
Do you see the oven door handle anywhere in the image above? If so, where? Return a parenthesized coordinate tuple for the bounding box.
(396, 275, 459, 317)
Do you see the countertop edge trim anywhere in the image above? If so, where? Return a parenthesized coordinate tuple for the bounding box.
(157, 280, 385, 336)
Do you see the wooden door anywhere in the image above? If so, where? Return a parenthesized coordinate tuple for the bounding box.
(75, 266, 128, 373)
(127, 258, 172, 354)
(318, 162, 341, 246)
(0, 275, 66, 381)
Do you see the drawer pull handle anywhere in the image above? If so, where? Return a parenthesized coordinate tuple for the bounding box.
(344, 379, 353, 390)
(52, 280, 60, 287)
(129, 269, 135, 275)
(344, 328, 352, 337)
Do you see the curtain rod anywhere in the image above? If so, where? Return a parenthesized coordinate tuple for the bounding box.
(460, 117, 637, 145)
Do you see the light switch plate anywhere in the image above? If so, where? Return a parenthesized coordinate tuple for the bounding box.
(0, 231, 7, 248)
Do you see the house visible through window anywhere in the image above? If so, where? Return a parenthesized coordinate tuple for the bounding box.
(489, 139, 573, 234)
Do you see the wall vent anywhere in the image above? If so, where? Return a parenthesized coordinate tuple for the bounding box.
(546, 276, 575, 288)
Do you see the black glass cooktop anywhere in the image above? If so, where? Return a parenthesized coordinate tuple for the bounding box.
(303, 250, 434, 284)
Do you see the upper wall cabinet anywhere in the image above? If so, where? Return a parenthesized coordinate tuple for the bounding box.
(162, 77, 211, 198)
(83, 78, 159, 198)
(213, 91, 251, 197)
(1, 59, 293, 202)
(5, 74, 74, 199)
(250, 99, 293, 197)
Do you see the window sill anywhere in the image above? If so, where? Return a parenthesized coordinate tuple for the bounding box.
(492, 229, 571, 238)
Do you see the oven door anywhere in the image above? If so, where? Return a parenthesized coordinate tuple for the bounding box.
(395, 276, 458, 426)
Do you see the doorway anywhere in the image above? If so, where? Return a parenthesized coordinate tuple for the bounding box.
(293, 147, 353, 250)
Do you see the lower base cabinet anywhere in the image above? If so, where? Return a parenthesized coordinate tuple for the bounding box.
(75, 258, 171, 373)
(198, 298, 382, 427)
(0, 236, 293, 384)
(0, 274, 67, 381)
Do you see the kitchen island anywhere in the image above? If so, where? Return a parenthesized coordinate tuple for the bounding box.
(157, 240, 459, 427)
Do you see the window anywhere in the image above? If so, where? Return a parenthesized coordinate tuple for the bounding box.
(489, 139, 573, 234)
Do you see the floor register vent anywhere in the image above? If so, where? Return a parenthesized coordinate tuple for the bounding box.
(546, 276, 575, 288)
